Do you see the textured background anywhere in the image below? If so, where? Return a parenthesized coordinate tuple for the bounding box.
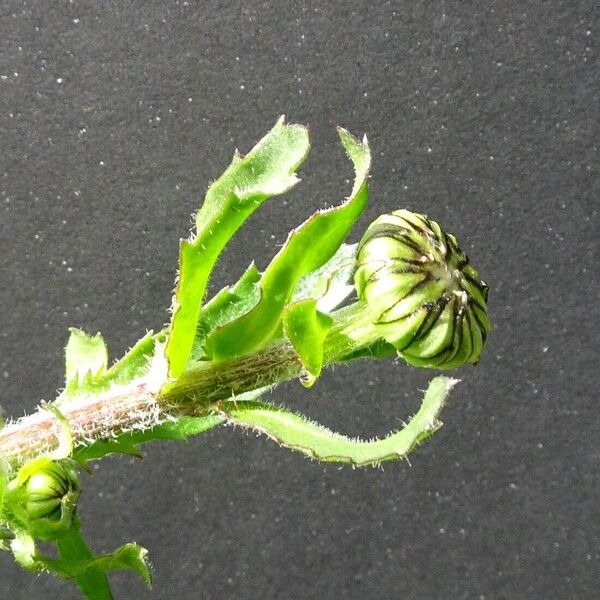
(0, 1, 598, 599)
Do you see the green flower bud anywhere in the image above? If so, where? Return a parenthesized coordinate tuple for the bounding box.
(10, 458, 81, 539)
(354, 209, 490, 369)
(23, 460, 79, 521)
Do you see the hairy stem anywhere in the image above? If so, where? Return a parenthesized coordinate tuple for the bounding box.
(0, 303, 378, 470)
(0, 344, 302, 469)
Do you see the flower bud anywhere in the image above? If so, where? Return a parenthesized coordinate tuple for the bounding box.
(354, 209, 490, 369)
(11, 458, 81, 538)
(24, 460, 79, 521)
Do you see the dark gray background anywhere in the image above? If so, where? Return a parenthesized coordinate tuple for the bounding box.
(0, 1, 598, 598)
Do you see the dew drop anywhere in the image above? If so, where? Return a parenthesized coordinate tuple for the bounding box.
(299, 373, 316, 388)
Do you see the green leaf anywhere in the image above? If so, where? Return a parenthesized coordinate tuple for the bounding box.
(166, 117, 310, 378)
(10, 518, 151, 599)
(74, 414, 225, 465)
(55, 518, 114, 600)
(25, 518, 152, 599)
(65, 329, 108, 391)
(283, 299, 333, 378)
(189, 262, 261, 361)
(58, 331, 159, 404)
(337, 127, 371, 197)
(82, 543, 150, 587)
(199, 263, 261, 335)
(219, 376, 458, 466)
(44, 404, 74, 459)
(100, 331, 158, 386)
(204, 127, 371, 361)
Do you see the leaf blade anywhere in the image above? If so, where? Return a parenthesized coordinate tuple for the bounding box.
(166, 117, 310, 378)
(58, 331, 159, 406)
(65, 329, 108, 390)
(55, 519, 114, 600)
(283, 299, 333, 378)
(204, 127, 371, 360)
(220, 376, 458, 466)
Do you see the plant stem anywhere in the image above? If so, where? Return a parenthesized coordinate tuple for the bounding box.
(0, 343, 301, 469)
(56, 518, 111, 599)
(0, 302, 380, 470)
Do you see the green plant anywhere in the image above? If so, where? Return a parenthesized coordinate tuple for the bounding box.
(0, 118, 490, 599)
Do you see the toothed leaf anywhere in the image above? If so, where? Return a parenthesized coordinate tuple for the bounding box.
(220, 376, 457, 466)
(100, 331, 158, 386)
(204, 127, 371, 360)
(166, 117, 310, 378)
(58, 331, 159, 405)
(65, 329, 108, 390)
(47, 518, 152, 598)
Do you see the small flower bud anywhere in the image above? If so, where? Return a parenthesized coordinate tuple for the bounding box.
(12, 458, 81, 538)
(354, 209, 490, 369)
(23, 461, 78, 521)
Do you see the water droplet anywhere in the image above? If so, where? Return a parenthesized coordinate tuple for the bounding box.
(299, 373, 316, 388)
